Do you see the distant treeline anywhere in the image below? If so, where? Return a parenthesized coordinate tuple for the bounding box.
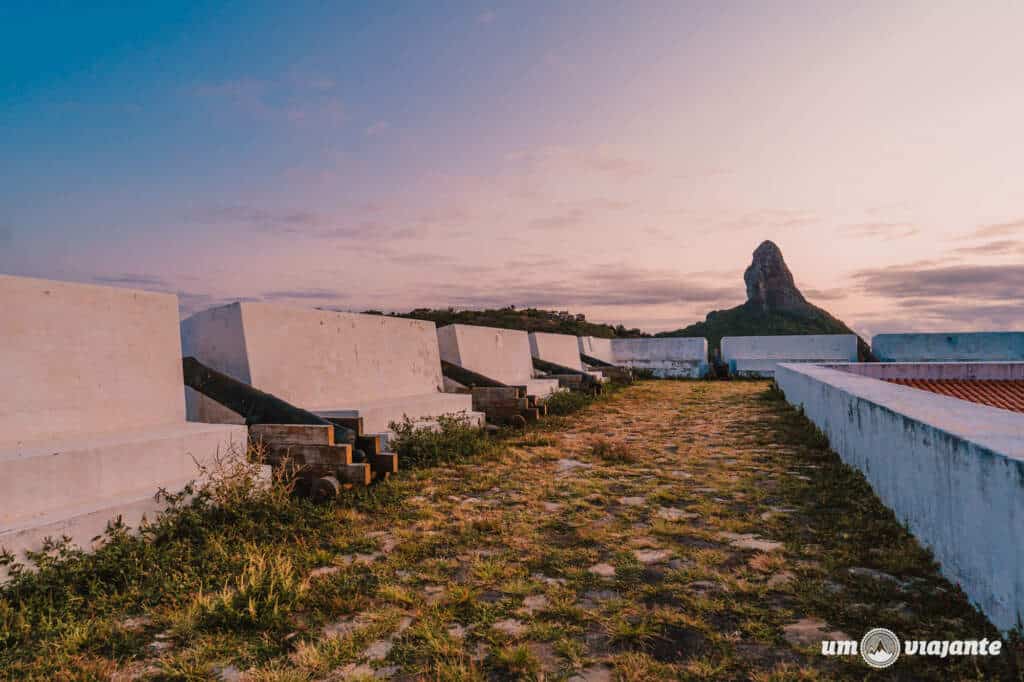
(371, 306, 649, 338)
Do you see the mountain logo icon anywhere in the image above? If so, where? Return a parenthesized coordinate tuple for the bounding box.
(860, 628, 900, 668)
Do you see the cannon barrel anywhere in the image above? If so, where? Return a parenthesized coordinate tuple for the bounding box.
(531, 357, 602, 389)
(440, 360, 508, 388)
(580, 352, 615, 368)
(182, 356, 356, 444)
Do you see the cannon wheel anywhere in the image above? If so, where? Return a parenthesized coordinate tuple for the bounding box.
(311, 476, 342, 500)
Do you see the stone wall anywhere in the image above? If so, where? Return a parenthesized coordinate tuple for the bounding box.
(721, 334, 858, 377)
(775, 362, 1024, 632)
(0, 274, 186, 446)
(437, 324, 535, 385)
(182, 302, 446, 414)
(529, 332, 584, 371)
(873, 332, 1024, 362)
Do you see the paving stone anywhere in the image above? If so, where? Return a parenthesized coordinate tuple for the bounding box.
(147, 639, 173, 654)
(423, 584, 446, 604)
(520, 594, 548, 614)
(493, 618, 527, 637)
(633, 548, 672, 564)
(556, 459, 591, 472)
(619, 496, 646, 506)
(532, 572, 567, 586)
(309, 565, 341, 579)
(783, 618, 850, 648)
(119, 615, 152, 632)
(588, 562, 616, 578)
(655, 507, 699, 521)
(363, 639, 393, 661)
(767, 571, 796, 589)
(334, 663, 376, 679)
(718, 532, 784, 552)
(213, 665, 242, 682)
(568, 664, 614, 682)
(338, 552, 382, 566)
(583, 589, 620, 602)
(323, 616, 365, 638)
(849, 566, 905, 586)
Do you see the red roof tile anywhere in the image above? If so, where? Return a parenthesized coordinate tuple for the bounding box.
(885, 379, 1024, 414)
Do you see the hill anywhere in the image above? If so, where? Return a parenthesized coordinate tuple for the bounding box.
(378, 306, 648, 338)
(658, 241, 873, 360)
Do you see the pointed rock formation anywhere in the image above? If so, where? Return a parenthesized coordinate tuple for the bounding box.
(743, 240, 809, 314)
(660, 240, 872, 360)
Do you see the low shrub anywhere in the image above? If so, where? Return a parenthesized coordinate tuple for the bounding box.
(388, 413, 492, 469)
(188, 548, 307, 632)
(541, 390, 594, 416)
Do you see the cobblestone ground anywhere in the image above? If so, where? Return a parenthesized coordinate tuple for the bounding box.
(246, 380, 1016, 680)
(16, 381, 1019, 680)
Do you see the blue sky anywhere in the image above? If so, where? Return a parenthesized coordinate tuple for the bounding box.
(2, 1, 1023, 333)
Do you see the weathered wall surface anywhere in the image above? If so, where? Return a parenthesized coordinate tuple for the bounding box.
(873, 332, 1024, 362)
(183, 302, 445, 412)
(1, 275, 246, 564)
(437, 324, 535, 385)
(608, 338, 708, 378)
(578, 336, 614, 363)
(529, 332, 584, 371)
(0, 274, 186, 446)
(829, 361, 1024, 381)
(721, 334, 858, 377)
(775, 362, 1024, 632)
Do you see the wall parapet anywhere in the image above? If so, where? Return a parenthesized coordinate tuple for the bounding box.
(775, 362, 1024, 632)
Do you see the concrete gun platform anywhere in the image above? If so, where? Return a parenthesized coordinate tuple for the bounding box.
(437, 324, 560, 398)
(0, 275, 245, 563)
(181, 302, 482, 435)
(579, 336, 708, 378)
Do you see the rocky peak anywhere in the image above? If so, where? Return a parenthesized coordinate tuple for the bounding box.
(743, 240, 808, 313)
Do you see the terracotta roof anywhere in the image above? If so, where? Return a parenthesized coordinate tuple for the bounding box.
(885, 379, 1024, 414)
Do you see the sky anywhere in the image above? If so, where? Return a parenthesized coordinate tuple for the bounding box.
(2, 1, 1022, 336)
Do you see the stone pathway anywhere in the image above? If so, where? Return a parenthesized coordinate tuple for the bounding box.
(109, 381, 1014, 680)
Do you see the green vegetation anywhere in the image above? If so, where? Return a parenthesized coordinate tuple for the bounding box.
(388, 413, 494, 469)
(1, 382, 1018, 679)
(658, 302, 874, 361)
(540, 389, 595, 416)
(381, 306, 648, 338)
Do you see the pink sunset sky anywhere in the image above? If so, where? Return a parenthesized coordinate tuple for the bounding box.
(1, 1, 1022, 336)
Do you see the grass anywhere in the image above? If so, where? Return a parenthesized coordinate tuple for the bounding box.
(388, 413, 494, 469)
(2, 380, 1021, 680)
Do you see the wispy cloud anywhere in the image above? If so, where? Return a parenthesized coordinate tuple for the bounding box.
(93, 273, 171, 288)
(841, 222, 919, 239)
(187, 205, 419, 241)
(506, 145, 652, 180)
(950, 239, 1022, 256)
(261, 287, 350, 302)
(431, 263, 739, 309)
(717, 209, 817, 232)
(476, 10, 496, 24)
(803, 287, 847, 301)
(971, 218, 1024, 239)
(853, 263, 1024, 301)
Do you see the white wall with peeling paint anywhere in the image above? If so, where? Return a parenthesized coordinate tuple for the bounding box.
(776, 362, 1024, 632)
